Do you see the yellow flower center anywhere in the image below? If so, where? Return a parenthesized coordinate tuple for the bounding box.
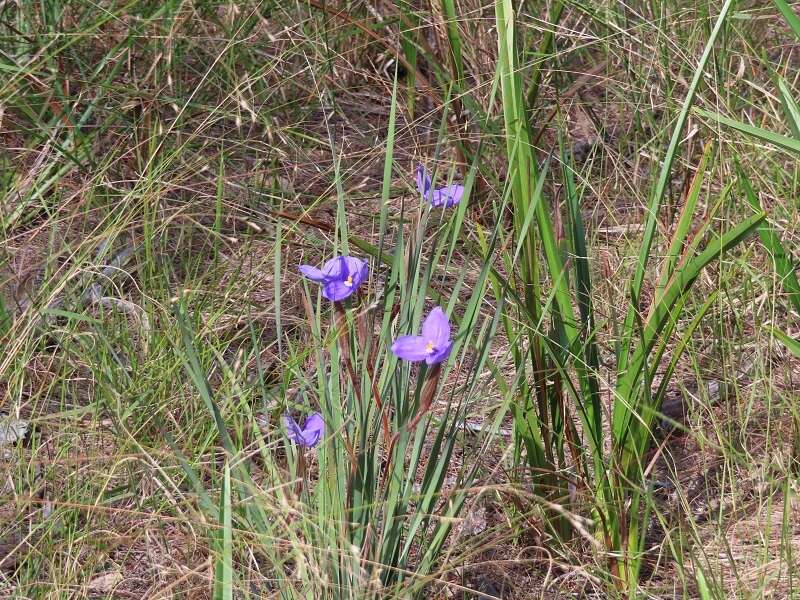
(425, 341, 435, 354)
(343, 275, 353, 287)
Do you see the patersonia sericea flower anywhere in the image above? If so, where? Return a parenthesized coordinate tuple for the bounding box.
(391, 306, 453, 365)
(416, 165, 464, 208)
(284, 412, 325, 448)
(299, 255, 368, 301)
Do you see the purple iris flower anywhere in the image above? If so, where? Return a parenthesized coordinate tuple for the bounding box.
(284, 412, 325, 448)
(299, 255, 368, 301)
(416, 165, 464, 208)
(391, 306, 453, 365)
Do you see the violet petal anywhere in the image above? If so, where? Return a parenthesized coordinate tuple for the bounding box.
(416, 165, 431, 197)
(323, 280, 356, 302)
(426, 340, 453, 365)
(391, 335, 431, 362)
(431, 184, 464, 208)
(299, 264, 328, 282)
(300, 413, 325, 447)
(421, 307, 451, 346)
(284, 415, 305, 444)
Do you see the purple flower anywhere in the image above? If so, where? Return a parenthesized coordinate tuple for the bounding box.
(299, 255, 368, 301)
(284, 412, 325, 448)
(416, 165, 464, 208)
(391, 306, 453, 365)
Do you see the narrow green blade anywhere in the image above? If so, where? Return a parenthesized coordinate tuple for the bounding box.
(213, 462, 233, 600)
(620, 0, 736, 374)
(694, 107, 800, 155)
(772, 328, 800, 359)
(777, 77, 800, 139)
(737, 166, 800, 315)
(773, 0, 800, 38)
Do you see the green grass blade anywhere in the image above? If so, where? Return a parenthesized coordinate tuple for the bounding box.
(652, 292, 719, 422)
(561, 142, 604, 474)
(737, 165, 800, 315)
(175, 305, 236, 454)
(655, 142, 715, 301)
(441, 0, 464, 83)
(620, 0, 736, 374)
(379, 67, 400, 247)
(777, 77, 800, 139)
(526, 1, 565, 111)
(695, 566, 713, 600)
(162, 430, 219, 520)
(0, 295, 9, 338)
(496, 0, 556, 481)
(398, 6, 419, 116)
(615, 212, 766, 460)
(771, 328, 800, 359)
(213, 462, 233, 600)
(495, 0, 537, 280)
(694, 107, 800, 155)
(773, 0, 800, 38)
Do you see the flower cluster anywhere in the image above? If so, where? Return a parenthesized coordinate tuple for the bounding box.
(287, 165, 463, 447)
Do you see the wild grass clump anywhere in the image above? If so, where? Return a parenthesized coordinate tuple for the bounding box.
(184, 152, 499, 597)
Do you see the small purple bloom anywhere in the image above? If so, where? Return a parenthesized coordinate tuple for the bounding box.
(415, 165, 464, 208)
(299, 255, 368, 301)
(284, 412, 325, 448)
(391, 306, 453, 365)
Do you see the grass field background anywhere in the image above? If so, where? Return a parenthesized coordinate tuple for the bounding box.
(1, 1, 799, 598)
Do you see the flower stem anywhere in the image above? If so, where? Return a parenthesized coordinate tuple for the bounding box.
(294, 450, 307, 498)
(335, 302, 393, 444)
(406, 363, 441, 432)
(381, 363, 442, 484)
(333, 302, 362, 405)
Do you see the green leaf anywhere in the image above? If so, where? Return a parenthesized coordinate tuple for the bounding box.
(213, 462, 233, 600)
(525, 1, 565, 111)
(695, 565, 713, 600)
(495, 0, 554, 481)
(652, 291, 719, 423)
(620, 0, 736, 376)
(772, 328, 800, 359)
(0, 295, 12, 337)
(694, 107, 800, 155)
(615, 212, 766, 463)
(655, 143, 715, 301)
(561, 141, 604, 478)
(162, 429, 219, 520)
(773, 0, 800, 39)
(777, 77, 800, 139)
(441, 0, 464, 83)
(175, 305, 236, 454)
(40, 308, 102, 324)
(737, 166, 800, 315)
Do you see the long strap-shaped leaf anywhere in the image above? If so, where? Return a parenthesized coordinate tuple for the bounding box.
(495, 0, 554, 478)
(614, 212, 765, 469)
(213, 463, 233, 600)
(737, 166, 800, 316)
(654, 142, 714, 302)
(694, 107, 800, 155)
(777, 77, 800, 139)
(773, 0, 800, 39)
(561, 147, 604, 481)
(619, 0, 736, 376)
(772, 328, 800, 359)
